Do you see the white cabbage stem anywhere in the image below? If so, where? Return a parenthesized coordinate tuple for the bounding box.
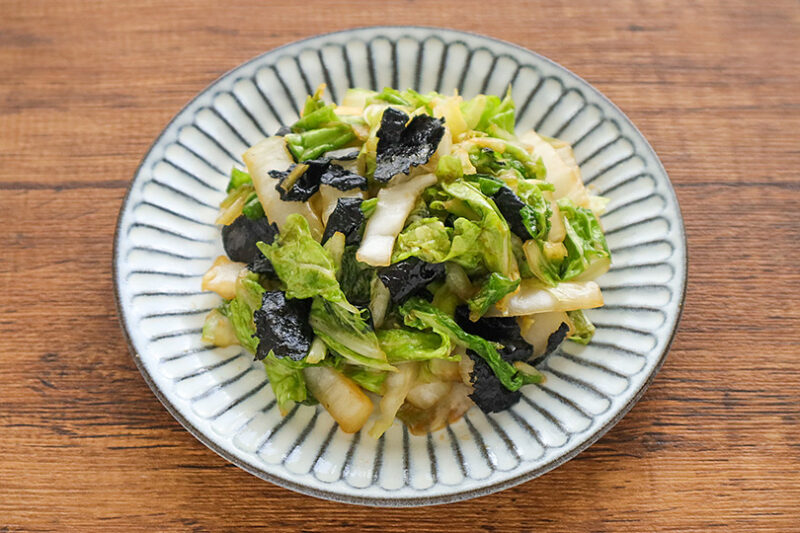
(201, 256, 247, 300)
(518, 130, 590, 207)
(304, 365, 373, 434)
(369, 362, 418, 439)
(369, 277, 391, 329)
(356, 172, 437, 266)
(486, 280, 603, 317)
(517, 311, 571, 358)
(243, 136, 324, 240)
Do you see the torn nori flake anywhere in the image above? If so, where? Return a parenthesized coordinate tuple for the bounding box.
(320, 163, 368, 191)
(339, 245, 373, 307)
(274, 125, 292, 137)
(464, 175, 540, 240)
(270, 159, 329, 202)
(248, 254, 275, 277)
(374, 107, 445, 182)
(271, 159, 367, 201)
(322, 197, 364, 245)
(222, 215, 279, 264)
(455, 305, 533, 413)
(466, 350, 521, 413)
(253, 291, 313, 361)
(454, 306, 532, 363)
(492, 186, 538, 240)
(377, 258, 445, 304)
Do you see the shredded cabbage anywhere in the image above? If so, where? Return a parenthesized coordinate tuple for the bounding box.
(203, 85, 612, 436)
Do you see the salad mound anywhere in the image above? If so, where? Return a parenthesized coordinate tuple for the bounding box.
(201, 85, 611, 437)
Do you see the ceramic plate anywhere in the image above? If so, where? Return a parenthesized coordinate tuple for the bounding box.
(114, 26, 686, 506)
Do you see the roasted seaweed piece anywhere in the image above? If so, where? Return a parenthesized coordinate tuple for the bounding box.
(374, 107, 445, 182)
(248, 254, 275, 277)
(454, 306, 532, 363)
(492, 186, 537, 240)
(270, 159, 329, 201)
(464, 173, 545, 240)
(274, 125, 292, 137)
(271, 159, 367, 201)
(377, 258, 445, 304)
(222, 215, 279, 264)
(454, 305, 533, 413)
(466, 349, 522, 413)
(339, 245, 374, 307)
(322, 197, 364, 245)
(253, 291, 313, 361)
(320, 163, 368, 191)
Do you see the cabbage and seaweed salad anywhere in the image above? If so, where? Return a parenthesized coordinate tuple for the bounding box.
(201, 86, 610, 437)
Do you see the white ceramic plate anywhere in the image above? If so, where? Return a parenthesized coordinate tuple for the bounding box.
(114, 26, 686, 506)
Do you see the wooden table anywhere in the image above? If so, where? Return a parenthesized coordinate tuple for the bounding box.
(2, 1, 799, 530)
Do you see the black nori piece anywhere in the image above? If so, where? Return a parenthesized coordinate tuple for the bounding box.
(321, 197, 364, 245)
(492, 186, 536, 240)
(454, 306, 532, 363)
(454, 305, 534, 414)
(320, 163, 368, 191)
(248, 254, 275, 277)
(274, 125, 292, 137)
(270, 159, 329, 202)
(374, 107, 445, 182)
(222, 215, 279, 264)
(338, 245, 373, 307)
(466, 350, 522, 413)
(253, 291, 313, 361)
(377, 258, 445, 304)
(271, 160, 367, 201)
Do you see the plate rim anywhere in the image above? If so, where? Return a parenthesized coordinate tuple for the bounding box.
(112, 25, 688, 507)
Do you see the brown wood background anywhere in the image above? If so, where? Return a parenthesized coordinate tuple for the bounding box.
(2, 0, 799, 531)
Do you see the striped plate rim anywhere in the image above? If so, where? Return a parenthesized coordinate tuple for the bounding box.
(113, 26, 687, 506)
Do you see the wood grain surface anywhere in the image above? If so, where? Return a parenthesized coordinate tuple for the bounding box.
(2, 0, 799, 531)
